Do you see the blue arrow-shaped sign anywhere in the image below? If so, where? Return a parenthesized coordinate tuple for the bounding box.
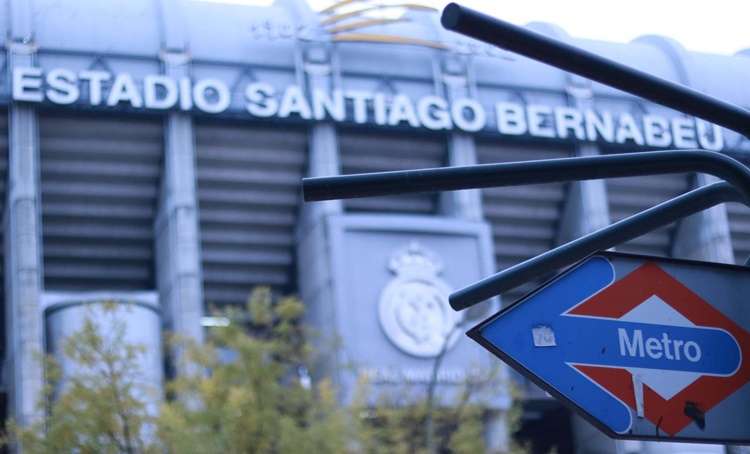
(468, 252, 750, 442)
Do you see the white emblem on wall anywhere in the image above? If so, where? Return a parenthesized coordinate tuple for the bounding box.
(378, 242, 463, 358)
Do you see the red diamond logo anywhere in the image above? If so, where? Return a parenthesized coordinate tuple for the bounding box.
(566, 262, 750, 435)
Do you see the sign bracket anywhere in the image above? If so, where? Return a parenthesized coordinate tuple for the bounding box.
(303, 150, 750, 205)
(450, 181, 744, 309)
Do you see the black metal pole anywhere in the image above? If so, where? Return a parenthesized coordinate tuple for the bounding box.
(303, 150, 750, 206)
(440, 3, 750, 139)
(450, 182, 744, 310)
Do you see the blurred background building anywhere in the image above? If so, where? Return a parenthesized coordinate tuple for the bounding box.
(0, 0, 749, 452)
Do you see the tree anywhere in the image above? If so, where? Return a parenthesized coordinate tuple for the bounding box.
(351, 364, 503, 454)
(349, 317, 507, 454)
(157, 288, 515, 453)
(2, 302, 161, 454)
(157, 286, 351, 454)
(349, 314, 540, 454)
(3, 290, 351, 454)
(2, 290, 521, 454)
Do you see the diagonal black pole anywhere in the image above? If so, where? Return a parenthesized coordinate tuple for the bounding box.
(450, 181, 744, 310)
(440, 3, 750, 139)
(303, 150, 750, 206)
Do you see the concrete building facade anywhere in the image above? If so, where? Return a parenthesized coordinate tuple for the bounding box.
(0, 0, 749, 452)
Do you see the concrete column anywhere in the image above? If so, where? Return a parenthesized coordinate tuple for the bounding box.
(305, 123, 343, 220)
(297, 122, 342, 381)
(557, 142, 611, 247)
(439, 55, 483, 222)
(440, 133, 483, 221)
(295, 41, 344, 387)
(557, 73, 610, 246)
(154, 52, 205, 353)
(296, 43, 342, 228)
(9, 0, 32, 42)
(296, 122, 342, 295)
(5, 42, 44, 425)
(671, 174, 734, 264)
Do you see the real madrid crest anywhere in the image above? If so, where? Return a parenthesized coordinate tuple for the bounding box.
(378, 241, 463, 358)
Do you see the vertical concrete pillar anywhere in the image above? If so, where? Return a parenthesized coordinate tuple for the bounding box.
(154, 52, 205, 355)
(441, 133, 484, 221)
(5, 41, 44, 425)
(297, 42, 342, 227)
(557, 74, 610, 247)
(296, 122, 342, 375)
(439, 56, 483, 222)
(557, 143, 611, 246)
(295, 42, 343, 383)
(306, 123, 343, 220)
(671, 174, 734, 264)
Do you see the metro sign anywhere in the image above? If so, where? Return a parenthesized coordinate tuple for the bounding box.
(469, 251, 750, 443)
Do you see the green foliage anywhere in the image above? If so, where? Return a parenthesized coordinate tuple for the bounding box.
(2, 303, 161, 454)
(2, 288, 515, 454)
(157, 286, 350, 454)
(446, 406, 487, 453)
(352, 375, 500, 454)
(352, 401, 490, 454)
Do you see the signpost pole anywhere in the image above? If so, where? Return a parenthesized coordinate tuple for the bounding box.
(303, 150, 750, 206)
(450, 181, 744, 310)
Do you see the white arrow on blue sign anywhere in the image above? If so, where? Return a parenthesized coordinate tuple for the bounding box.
(469, 251, 750, 443)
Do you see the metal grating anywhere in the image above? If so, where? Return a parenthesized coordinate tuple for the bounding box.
(606, 174, 690, 258)
(40, 113, 162, 291)
(477, 141, 572, 305)
(339, 129, 446, 215)
(195, 121, 307, 306)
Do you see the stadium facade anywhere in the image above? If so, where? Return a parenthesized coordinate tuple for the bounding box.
(0, 0, 749, 452)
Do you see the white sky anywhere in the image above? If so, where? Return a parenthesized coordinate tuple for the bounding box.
(306, 0, 750, 56)
(202, 0, 750, 56)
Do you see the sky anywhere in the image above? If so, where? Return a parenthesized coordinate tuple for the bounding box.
(201, 0, 750, 56)
(305, 0, 750, 56)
